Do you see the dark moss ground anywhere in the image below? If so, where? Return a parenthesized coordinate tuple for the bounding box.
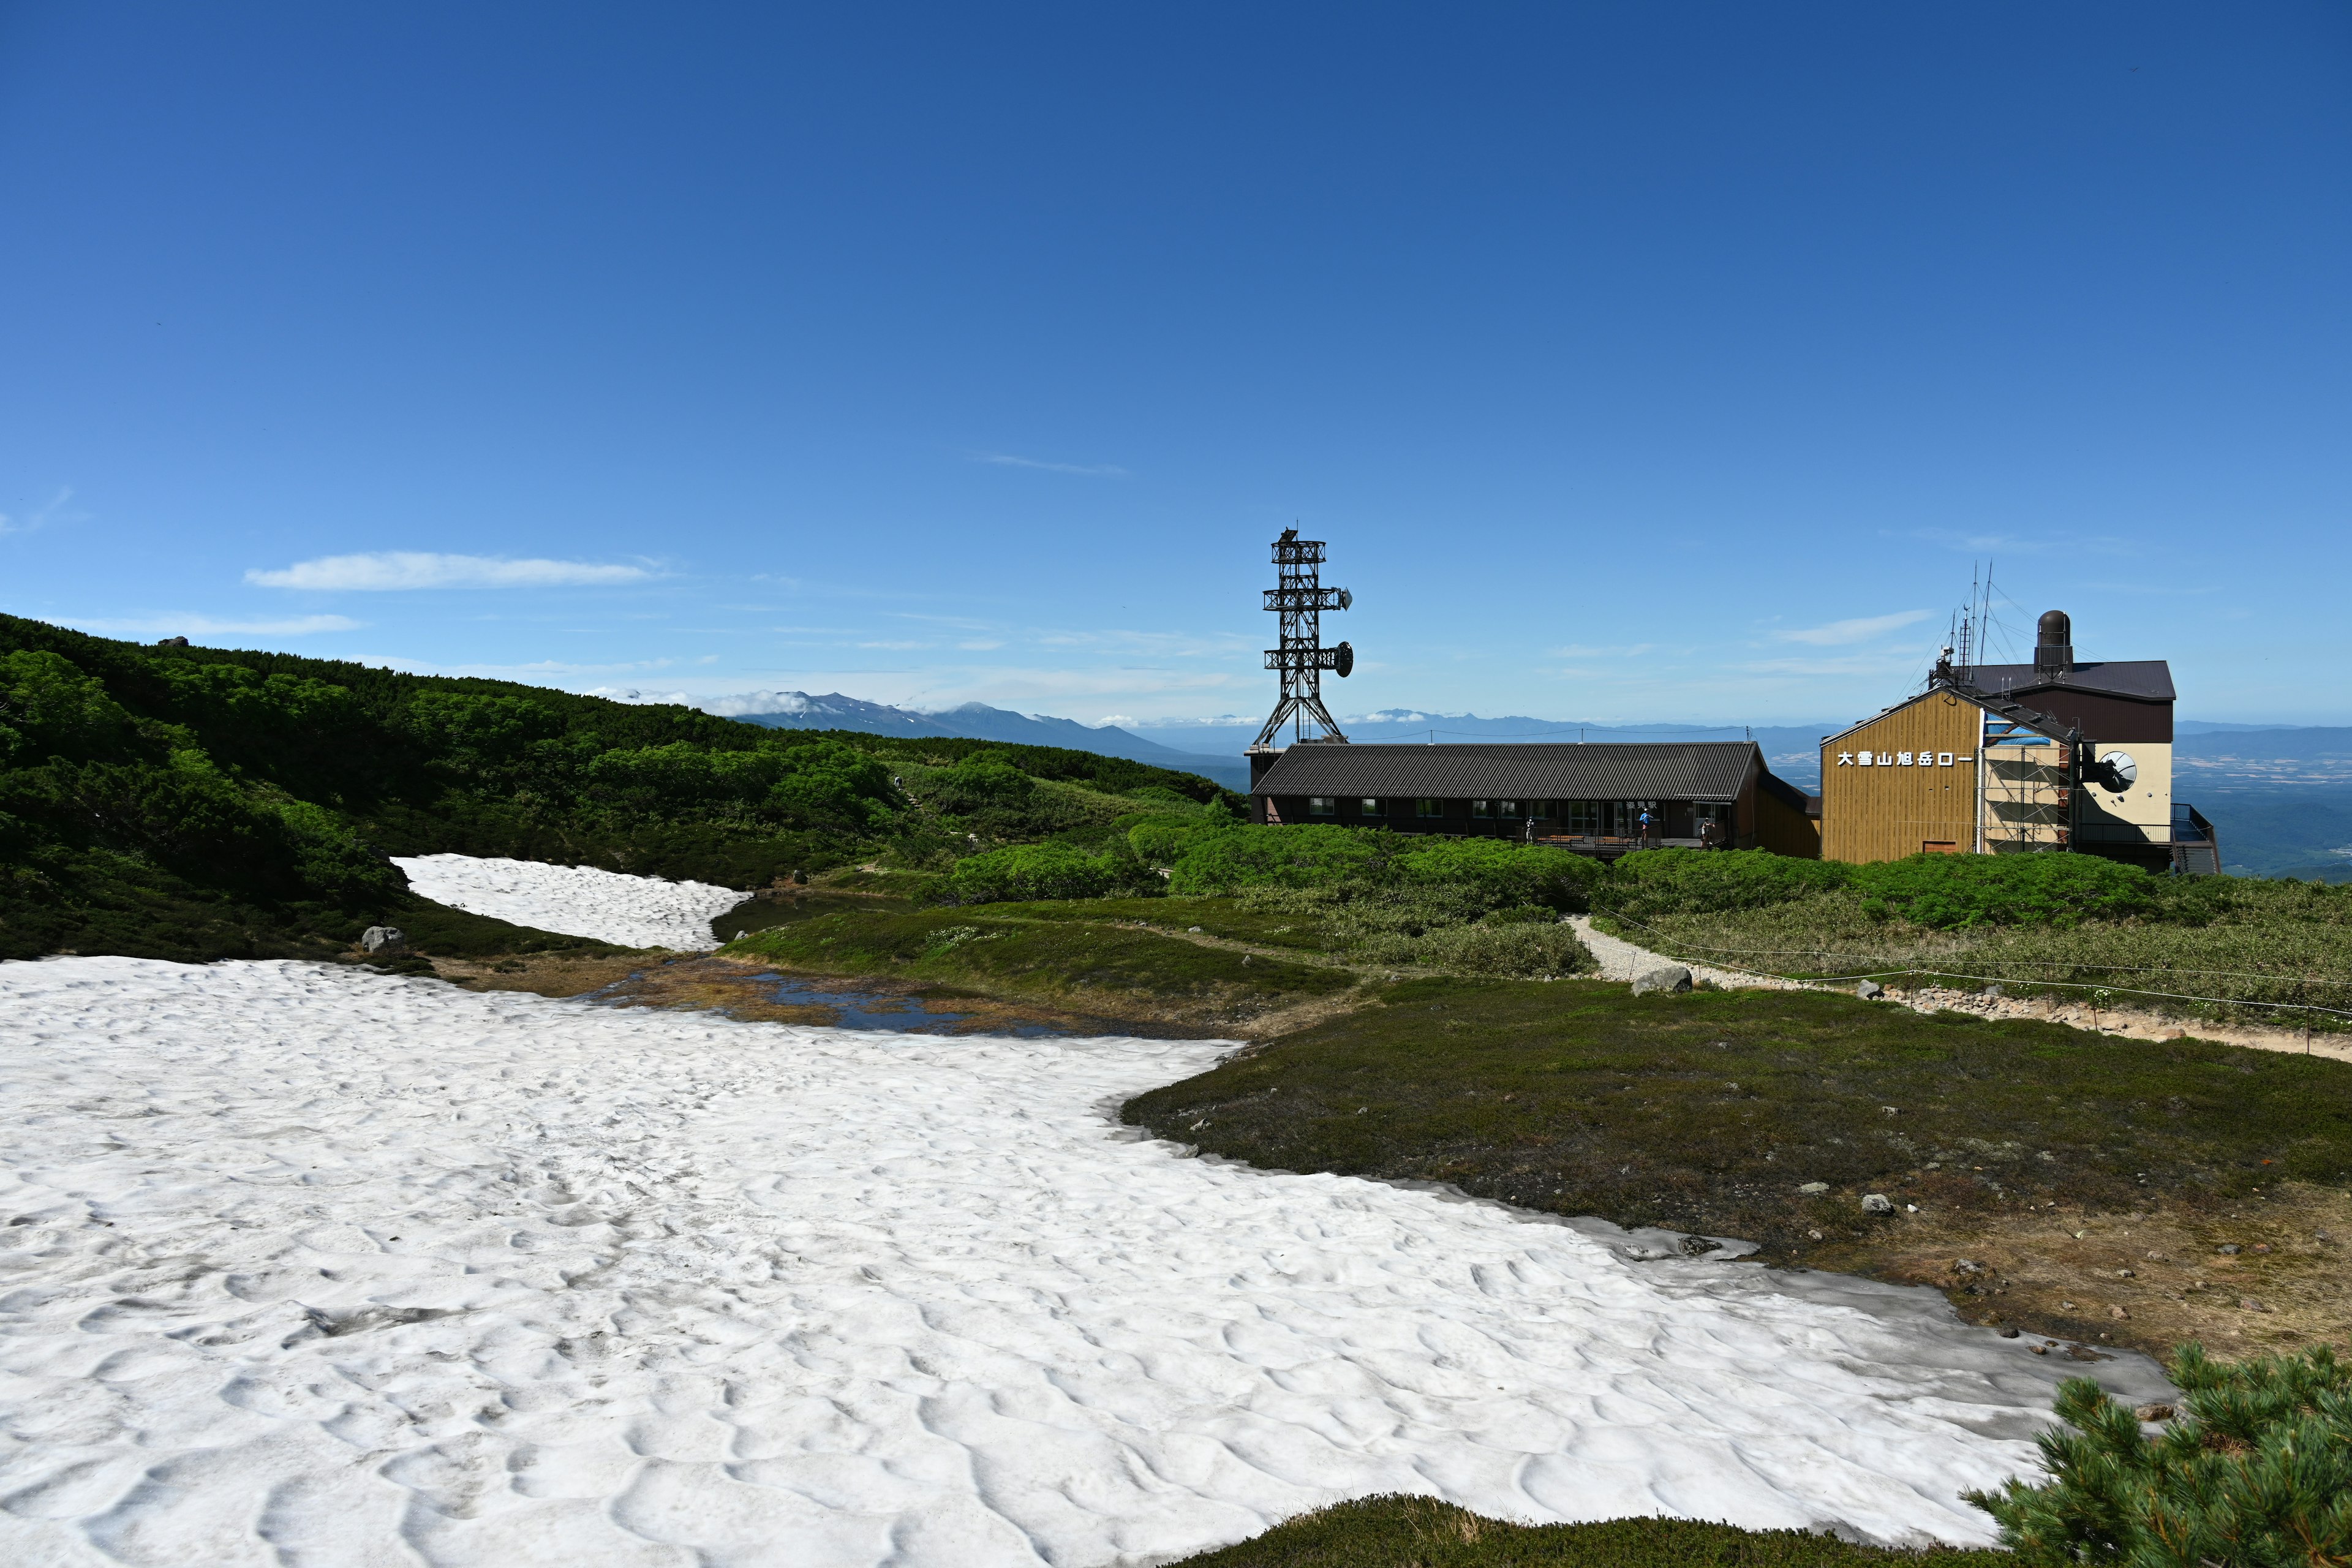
(1166, 1497, 2007, 1568)
(1121, 977, 2352, 1255)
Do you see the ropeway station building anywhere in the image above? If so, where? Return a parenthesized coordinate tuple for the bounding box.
(1817, 609, 2217, 873)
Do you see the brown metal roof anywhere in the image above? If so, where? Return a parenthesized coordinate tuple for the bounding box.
(1251, 741, 1762, 801)
(1964, 660, 2176, 704)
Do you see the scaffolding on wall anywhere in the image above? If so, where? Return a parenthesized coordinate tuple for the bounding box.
(1978, 719, 2073, 853)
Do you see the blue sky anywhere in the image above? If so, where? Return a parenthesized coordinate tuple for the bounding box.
(3, 2, 2346, 730)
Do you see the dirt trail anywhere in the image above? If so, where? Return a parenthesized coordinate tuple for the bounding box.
(1570, 916, 2352, 1065)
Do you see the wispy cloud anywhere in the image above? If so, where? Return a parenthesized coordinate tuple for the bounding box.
(71, 613, 363, 637)
(1908, 528, 2135, 558)
(246, 552, 655, 590)
(1548, 643, 1657, 659)
(968, 451, 1131, 478)
(1773, 609, 1934, 646)
(0, 486, 88, 538)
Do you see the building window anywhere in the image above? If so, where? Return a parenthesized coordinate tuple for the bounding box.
(1564, 800, 1602, 834)
(1416, 797, 1445, 819)
(1359, 797, 1382, 817)
(1498, 799, 1523, 819)
(1471, 799, 1495, 818)
(1307, 796, 1336, 817)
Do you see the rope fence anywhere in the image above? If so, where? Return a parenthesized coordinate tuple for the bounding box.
(1590, 911, 2352, 1036)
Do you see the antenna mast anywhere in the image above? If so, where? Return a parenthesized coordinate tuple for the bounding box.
(1248, 527, 1354, 752)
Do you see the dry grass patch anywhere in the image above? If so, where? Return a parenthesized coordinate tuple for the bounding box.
(1820, 1184, 2351, 1357)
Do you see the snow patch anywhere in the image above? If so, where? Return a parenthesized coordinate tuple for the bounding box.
(0, 957, 2167, 1566)
(393, 852, 744, 950)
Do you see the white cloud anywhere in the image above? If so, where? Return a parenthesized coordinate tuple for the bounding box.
(0, 486, 87, 538)
(1773, 610, 1934, 646)
(245, 552, 654, 590)
(1096, 714, 1138, 727)
(70, 613, 363, 637)
(968, 452, 1131, 478)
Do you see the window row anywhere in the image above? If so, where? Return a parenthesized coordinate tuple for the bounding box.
(1300, 797, 1691, 833)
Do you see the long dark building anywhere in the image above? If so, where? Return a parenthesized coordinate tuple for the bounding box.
(1248, 741, 1821, 858)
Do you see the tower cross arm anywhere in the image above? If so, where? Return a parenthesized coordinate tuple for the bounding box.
(1262, 586, 1351, 612)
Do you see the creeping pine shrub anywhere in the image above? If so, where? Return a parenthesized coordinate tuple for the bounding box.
(1166, 824, 1398, 894)
(1604, 848, 1850, 919)
(1392, 838, 1604, 913)
(943, 842, 1144, 903)
(1853, 851, 2155, 929)
(1969, 1343, 2352, 1568)
(1126, 811, 1232, 867)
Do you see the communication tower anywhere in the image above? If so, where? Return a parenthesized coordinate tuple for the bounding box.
(1247, 527, 1354, 755)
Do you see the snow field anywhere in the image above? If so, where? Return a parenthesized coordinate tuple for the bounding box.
(390, 854, 747, 950)
(1, 956, 2154, 1567)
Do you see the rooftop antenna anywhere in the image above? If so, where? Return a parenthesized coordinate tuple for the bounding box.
(1247, 526, 1353, 753)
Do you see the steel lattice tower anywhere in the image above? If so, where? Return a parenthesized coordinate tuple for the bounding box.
(1248, 528, 1354, 752)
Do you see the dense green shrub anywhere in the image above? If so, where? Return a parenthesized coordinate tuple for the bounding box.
(944, 842, 1145, 903)
(1167, 823, 1400, 894)
(1970, 1343, 2351, 1568)
(1605, 848, 1850, 918)
(1126, 810, 1235, 866)
(919, 753, 1038, 817)
(1853, 851, 2155, 929)
(1393, 838, 1604, 913)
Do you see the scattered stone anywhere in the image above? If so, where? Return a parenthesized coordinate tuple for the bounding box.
(2145, 1250, 2169, 1261)
(1998, 1327, 2021, 1338)
(2217, 1243, 2241, 1256)
(1861, 1193, 1896, 1216)
(2239, 1296, 2270, 1313)
(2061, 1300, 2076, 1310)
(2108, 1305, 2129, 1319)
(2029, 1344, 2048, 1355)
(1980, 984, 2003, 1000)
(1856, 980, 1885, 1000)
(1797, 1182, 1830, 1194)
(1631, 965, 1692, 997)
(1188, 926, 1203, 933)
(1678, 1235, 1723, 1257)
(2133, 1402, 2176, 1422)
(359, 926, 408, 955)
(1806, 1229, 1824, 1242)
(2252, 1243, 2271, 1254)
(2117, 1268, 2135, 1278)
(2065, 1345, 2108, 1362)
(1952, 1259, 1985, 1275)
(1905, 1204, 1919, 1213)
(2318, 1230, 2335, 1244)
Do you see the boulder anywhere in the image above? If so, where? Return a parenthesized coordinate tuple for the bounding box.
(1631, 965, 1692, 997)
(1796, 1181, 1830, 1194)
(360, 925, 408, 955)
(1855, 979, 1885, 1000)
(1861, 1193, 1897, 1216)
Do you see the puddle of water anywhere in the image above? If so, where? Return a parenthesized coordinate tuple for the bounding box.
(579, 957, 1088, 1037)
(736, 971, 1074, 1037)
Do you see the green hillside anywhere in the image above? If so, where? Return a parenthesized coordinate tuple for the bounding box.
(0, 614, 1234, 963)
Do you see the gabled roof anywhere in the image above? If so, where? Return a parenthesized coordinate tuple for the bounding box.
(1964, 660, 2176, 704)
(1822, 682, 2075, 749)
(1251, 741, 1762, 801)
